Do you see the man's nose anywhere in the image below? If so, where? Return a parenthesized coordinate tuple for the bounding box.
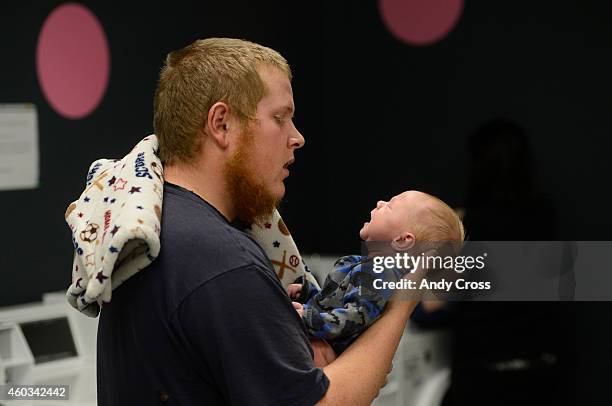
(289, 124, 305, 149)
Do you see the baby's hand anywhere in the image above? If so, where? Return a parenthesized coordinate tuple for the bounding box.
(292, 301, 304, 317)
(286, 283, 303, 300)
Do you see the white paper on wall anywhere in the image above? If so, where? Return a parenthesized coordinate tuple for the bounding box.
(0, 104, 39, 191)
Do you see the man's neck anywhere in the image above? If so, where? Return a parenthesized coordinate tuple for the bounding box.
(163, 161, 235, 221)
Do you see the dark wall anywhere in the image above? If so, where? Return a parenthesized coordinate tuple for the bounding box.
(2, 1, 612, 404)
(4, 0, 612, 304)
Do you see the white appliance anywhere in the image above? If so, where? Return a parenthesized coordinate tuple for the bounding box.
(0, 292, 97, 406)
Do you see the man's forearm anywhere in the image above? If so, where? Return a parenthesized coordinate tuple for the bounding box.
(317, 300, 418, 406)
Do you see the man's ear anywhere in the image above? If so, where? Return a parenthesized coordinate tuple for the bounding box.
(391, 232, 416, 251)
(205, 102, 232, 148)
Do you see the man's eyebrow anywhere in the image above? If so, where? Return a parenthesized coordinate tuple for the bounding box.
(277, 105, 294, 115)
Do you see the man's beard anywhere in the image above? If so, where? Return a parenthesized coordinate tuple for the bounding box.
(224, 129, 280, 226)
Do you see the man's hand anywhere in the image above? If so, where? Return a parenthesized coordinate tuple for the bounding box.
(316, 300, 418, 405)
(310, 338, 337, 368)
(286, 283, 303, 299)
(292, 301, 305, 317)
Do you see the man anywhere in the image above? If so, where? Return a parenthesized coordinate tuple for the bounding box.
(97, 38, 417, 405)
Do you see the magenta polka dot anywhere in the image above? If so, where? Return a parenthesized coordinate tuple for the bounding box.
(36, 3, 110, 119)
(379, 0, 464, 46)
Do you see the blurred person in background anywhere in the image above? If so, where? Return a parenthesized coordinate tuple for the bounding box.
(415, 118, 576, 405)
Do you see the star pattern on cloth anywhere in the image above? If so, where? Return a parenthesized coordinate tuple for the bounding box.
(96, 271, 109, 283)
(113, 178, 127, 191)
(66, 137, 170, 317)
(273, 241, 280, 248)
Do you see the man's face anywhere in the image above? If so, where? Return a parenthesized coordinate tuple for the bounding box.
(359, 191, 429, 241)
(248, 66, 305, 200)
(224, 66, 305, 224)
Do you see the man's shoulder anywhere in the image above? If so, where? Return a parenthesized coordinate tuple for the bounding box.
(158, 183, 272, 285)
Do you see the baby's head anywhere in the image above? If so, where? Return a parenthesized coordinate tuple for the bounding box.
(360, 191, 464, 252)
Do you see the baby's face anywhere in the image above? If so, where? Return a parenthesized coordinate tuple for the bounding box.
(359, 191, 431, 241)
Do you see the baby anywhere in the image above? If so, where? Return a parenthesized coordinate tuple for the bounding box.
(287, 190, 464, 355)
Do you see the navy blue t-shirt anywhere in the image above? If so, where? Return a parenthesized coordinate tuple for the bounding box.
(97, 183, 329, 405)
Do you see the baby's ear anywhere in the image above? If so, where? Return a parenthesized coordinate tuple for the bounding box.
(391, 232, 415, 251)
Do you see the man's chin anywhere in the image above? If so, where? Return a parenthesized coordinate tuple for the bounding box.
(224, 130, 283, 225)
(225, 169, 279, 225)
(272, 182, 286, 201)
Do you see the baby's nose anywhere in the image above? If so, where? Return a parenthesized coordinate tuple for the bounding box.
(376, 200, 387, 209)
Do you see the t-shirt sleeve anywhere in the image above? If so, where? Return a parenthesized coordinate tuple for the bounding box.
(173, 264, 329, 406)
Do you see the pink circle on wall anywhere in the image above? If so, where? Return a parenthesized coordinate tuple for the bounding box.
(36, 3, 110, 119)
(379, 0, 464, 46)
